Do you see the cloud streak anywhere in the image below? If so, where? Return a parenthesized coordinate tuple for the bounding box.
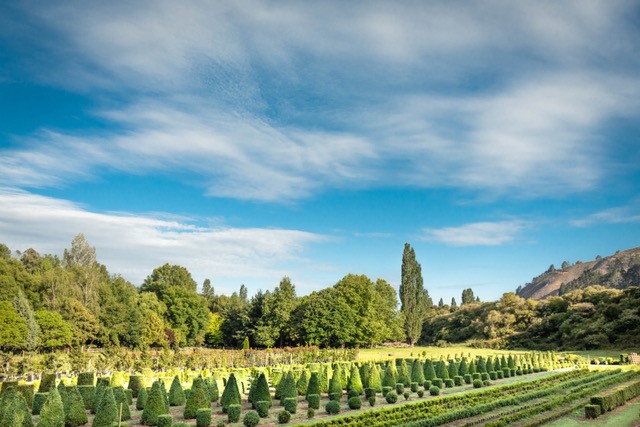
(0, 188, 327, 292)
(422, 220, 528, 246)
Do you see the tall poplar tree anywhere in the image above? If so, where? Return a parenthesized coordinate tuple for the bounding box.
(399, 243, 431, 346)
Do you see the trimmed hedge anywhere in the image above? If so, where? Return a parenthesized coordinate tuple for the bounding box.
(348, 396, 362, 409)
(590, 379, 640, 413)
(39, 374, 56, 393)
(284, 397, 297, 414)
(307, 394, 320, 410)
(228, 404, 242, 423)
(64, 386, 88, 427)
(127, 375, 143, 398)
(196, 408, 212, 427)
(255, 400, 270, 417)
(113, 386, 131, 421)
(39, 388, 64, 427)
(157, 414, 173, 427)
(169, 375, 186, 406)
(386, 391, 398, 403)
(244, 410, 260, 427)
(142, 382, 168, 425)
(473, 379, 483, 388)
(584, 404, 601, 419)
(77, 372, 95, 386)
(278, 409, 291, 424)
(93, 387, 117, 427)
(32, 392, 48, 415)
(221, 374, 241, 413)
(184, 377, 209, 419)
(429, 386, 440, 396)
(136, 386, 147, 410)
(325, 400, 340, 414)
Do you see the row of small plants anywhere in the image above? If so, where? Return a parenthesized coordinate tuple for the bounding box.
(585, 375, 640, 418)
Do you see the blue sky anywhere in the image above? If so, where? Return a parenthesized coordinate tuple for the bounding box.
(1, 1, 639, 302)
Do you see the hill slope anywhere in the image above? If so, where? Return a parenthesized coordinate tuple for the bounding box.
(516, 246, 640, 300)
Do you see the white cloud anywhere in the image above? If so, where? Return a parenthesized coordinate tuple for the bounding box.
(422, 220, 528, 246)
(0, 188, 327, 292)
(570, 206, 640, 227)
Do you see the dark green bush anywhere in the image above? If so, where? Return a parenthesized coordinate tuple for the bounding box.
(444, 379, 454, 388)
(473, 379, 483, 388)
(252, 373, 271, 409)
(364, 387, 375, 399)
(403, 391, 410, 400)
(278, 409, 291, 424)
(423, 380, 432, 389)
(157, 414, 173, 427)
(472, 373, 481, 381)
(184, 377, 209, 419)
(169, 375, 186, 406)
(77, 385, 94, 410)
(93, 387, 117, 427)
(453, 376, 462, 386)
(77, 372, 95, 386)
(113, 386, 131, 421)
(395, 383, 404, 394)
(497, 370, 504, 379)
(64, 386, 88, 427)
(463, 374, 472, 384)
(329, 392, 340, 401)
(382, 386, 392, 397)
(489, 371, 497, 380)
(368, 396, 376, 406)
(136, 386, 147, 410)
(39, 374, 56, 393)
(255, 400, 269, 417)
(410, 382, 418, 392)
(228, 404, 242, 423)
(483, 380, 491, 386)
(142, 382, 168, 425)
(502, 368, 511, 378)
(432, 379, 443, 388)
(385, 390, 398, 403)
(307, 394, 320, 410)
(585, 404, 601, 419)
(417, 390, 424, 398)
(307, 408, 316, 419)
(220, 374, 241, 413)
(325, 400, 340, 414)
(127, 375, 143, 398)
(481, 373, 490, 381)
(348, 396, 361, 409)
(0, 388, 32, 427)
(32, 392, 48, 415)
(306, 372, 320, 400)
(196, 408, 212, 427)
(1, 380, 18, 393)
(429, 386, 440, 396)
(244, 410, 260, 427)
(284, 397, 297, 414)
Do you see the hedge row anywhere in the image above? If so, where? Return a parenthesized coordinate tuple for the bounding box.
(589, 377, 640, 415)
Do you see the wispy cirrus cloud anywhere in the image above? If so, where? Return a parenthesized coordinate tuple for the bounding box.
(422, 220, 529, 246)
(0, 188, 327, 291)
(570, 206, 640, 228)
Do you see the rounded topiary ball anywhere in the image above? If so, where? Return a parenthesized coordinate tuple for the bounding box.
(429, 386, 440, 396)
(385, 391, 398, 403)
(473, 379, 482, 389)
(243, 410, 260, 427)
(325, 400, 340, 414)
(348, 396, 361, 409)
(278, 409, 291, 424)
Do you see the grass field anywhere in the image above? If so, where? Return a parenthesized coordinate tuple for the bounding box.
(357, 346, 534, 362)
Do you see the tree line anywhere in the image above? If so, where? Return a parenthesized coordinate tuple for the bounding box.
(1, 236, 463, 351)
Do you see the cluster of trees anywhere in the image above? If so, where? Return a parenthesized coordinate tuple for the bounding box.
(2, 236, 449, 351)
(422, 286, 640, 350)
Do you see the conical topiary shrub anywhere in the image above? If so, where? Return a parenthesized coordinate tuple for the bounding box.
(347, 365, 363, 395)
(92, 387, 117, 427)
(113, 386, 131, 421)
(220, 374, 241, 414)
(0, 387, 32, 427)
(136, 386, 147, 410)
(279, 372, 297, 405)
(252, 373, 271, 409)
(64, 386, 88, 427)
(141, 382, 168, 426)
(127, 375, 143, 398)
(207, 377, 219, 403)
(296, 371, 309, 396)
(369, 364, 382, 393)
(38, 374, 56, 393)
(184, 377, 209, 419)
(169, 376, 186, 406)
(306, 372, 320, 400)
(39, 388, 65, 427)
(91, 380, 107, 415)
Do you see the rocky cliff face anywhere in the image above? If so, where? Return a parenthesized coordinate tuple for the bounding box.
(516, 246, 640, 300)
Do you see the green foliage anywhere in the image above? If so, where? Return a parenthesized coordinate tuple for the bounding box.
(255, 400, 270, 417)
(127, 375, 143, 398)
(400, 243, 431, 345)
(91, 380, 106, 415)
(156, 414, 172, 427)
(382, 363, 397, 388)
(411, 359, 425, 384)
(590, 379, 640, 412)
(196, 408, 212, 427)
(277, 409, 291, 424)
(142, 382, 168, 425)
(32, 392, 48, 415)
(397, 359, 410, 386)
(307, 394, 320, 410)
(328, 368, 343, 399)
(424, 360, 436, 381)
(0, 301, 28, 350)
(0, 388, 32, 427)
(253, 373, 271, 408)
(220, 373, 241, 413)
(35, 310, 72, 350)
(39, 388, 65, 427)
(325, 400, 340, 414)
(243, 410, 260, 427)
(168, 375, 186, 406)
(92, 387, 117, 427)
(64, 386, 88, 427)
(296, 370, 309, 396)
(136, 386, 147, 410)
(77, 372, 94, 387)
(473, 379, 483, 388)
(227, 404, 241, 423)
(585, 404, 601, 419)
(395, 383, 404, 394)
(113, 386, 131, 421)
(368, 395, 376, 406)
(184, 377, 209, 419)
(242, 335, 250, 350)
(385, 390, 398, 403)
(347, 365, 363, 395)
(284, 397, 297, 414)
(279, 372, 297, 404)
(348, 396, 362, 409)
(306, 372, 320, 399)
(429, 386, 440, 396)
(39, 374, 56, 393)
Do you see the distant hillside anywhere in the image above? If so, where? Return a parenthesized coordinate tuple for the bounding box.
(516, 246, 640, 300)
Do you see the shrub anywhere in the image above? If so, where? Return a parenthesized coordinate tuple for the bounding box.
(429, 386, 440, 396)
(142, 382, 168, 426)
(328, 368, 343, 400)
(169, 375, 186, 406)
(278, 409, 291, 424)
(196, 408, 212, 427)
(255, 400, 269, 417)
(0, 388, 31, 427)
(382, 386, 393, 397)
(364, 387, 375, 399)
(410, 382, 418, 392)
(348, 396, 361, 409)
(296, 370, 309, 396)
(585, 404, 601, 419)
(483, 380, 491, 386)
(497, 370, 504, 379)
(347, 389, 359, 399)
(417, 390, 424, 398)
(489, 371, 497, 380)
(93, 387, 117, 427)
(113, 386, 131, 421)
(347, 365, 364, 396)
(453, 376, 462, 386)
(502, 368, 511, 378)
(284, 397, 297, 414)
(472, 373, 481, 381)
(77, 372, 95, 386)
(473, 379, 483, 388)
(39, 374, 56, 393)
(279, 372, 297, 405)
(157, 414, 173, 427)
(244, 410, 260, 427)
(92, 379, 107, 415)
(220, 374, 241, 413)
(463, 374, 472, 384)
(39, 388, 64, 427)
(481, 373, 490, 381)
(385, 391, 398, 403)
(325, 400, 340, 414)
(136, 386, 147, 410)
(395, 383, 404, 394)
(432, 379, 443, 388)
(368, 396, 376, 406)
(306, 372, 320, 399)
(403, 391, 410, 400)
(76, 385, 94, 411)
(444, 379, 454, 388)
(228, 404, 242, 423)
(207, 377, 219, 403)
(184, 377, 209, 419)
(65, 386, 88, 427)
(33, 392, 48, 415)
(307, 408, 315, 419)
(423, 380, 432, 389)
(307, 394, 320, 410)
(127, 375, 143, 398)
